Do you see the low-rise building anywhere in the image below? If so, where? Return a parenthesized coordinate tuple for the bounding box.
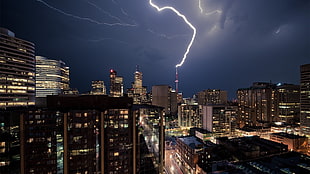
(270, 132, 308, 152)
(176, 136, 204, 174)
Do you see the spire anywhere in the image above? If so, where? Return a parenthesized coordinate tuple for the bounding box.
(175, 67, 179, 93)
(136, 65, 140, 72)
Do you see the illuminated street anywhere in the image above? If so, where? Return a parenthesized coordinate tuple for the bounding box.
(165, 141, 183, 174)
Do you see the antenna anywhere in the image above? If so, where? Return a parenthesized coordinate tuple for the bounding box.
(175, 67, 179, 93)
(136, 65, 140, 72)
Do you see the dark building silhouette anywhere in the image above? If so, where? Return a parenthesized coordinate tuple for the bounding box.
(17, 95, 165, 174)
(152, 85, 177, 119)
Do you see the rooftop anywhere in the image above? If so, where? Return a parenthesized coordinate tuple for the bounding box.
(272, 132, 307, 139)
(178, 136, 203, 149)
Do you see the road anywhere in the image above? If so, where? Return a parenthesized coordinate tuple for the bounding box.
(165, 142, 183, 174)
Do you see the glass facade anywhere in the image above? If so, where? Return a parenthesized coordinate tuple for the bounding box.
(0, 28, 35, 108)
(300, 64, 310, 135)
(276, 84, 300, 124)
(35, 56, 69, 97)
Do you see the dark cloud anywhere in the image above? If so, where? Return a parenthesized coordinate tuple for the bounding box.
(1, 0, 309, 98)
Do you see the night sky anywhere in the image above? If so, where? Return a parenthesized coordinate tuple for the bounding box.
(1, 0, 309, 99)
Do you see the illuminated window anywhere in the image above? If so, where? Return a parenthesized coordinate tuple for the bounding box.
(75, 123, 82, 128)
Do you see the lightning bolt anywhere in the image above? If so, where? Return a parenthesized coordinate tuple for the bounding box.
(198, 0, 204, 13)
(147, 29, 188, 40)
(36, 0, 136, 27)
(120, 8, 129, 16)
(86, 0, 123, 23)
(88, 38, 129, 45)
(198, 0, 222, 16)
(149, 0, 196, 68)
(86, 0, 137, 26)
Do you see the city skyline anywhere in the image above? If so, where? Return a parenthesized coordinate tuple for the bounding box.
(1, 0, 309, 98)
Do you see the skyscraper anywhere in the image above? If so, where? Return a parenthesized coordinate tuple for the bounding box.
(133, 66, 143, 94)
(90, 80, 106, 95)
(18, 95, 165, 174)
(178, 104, 199, 128)
(197, 89, 227, 105)
(152, 85, 177, 118)
(127, 66, 147, 104)
(35, 56, 70, 97)
(237, 82, 278, 128)
(276, 84, 300, 124)
(0, 27, 35, 108)
(202, 105, 237, 135)
(109, 69, 123, 97)
(300, 64, 310, 136)
(20, 95, 136, 174)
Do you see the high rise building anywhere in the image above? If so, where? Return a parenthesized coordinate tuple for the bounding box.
(109, 69, 123, 97)
(197, 89, 227, 105)
(127, 66, 147, 104)
(20, 95, 135, 173)
(133, 66, 143, 94)
(178, 104, 199, 128)
(18, 95, 165, 174)
(178, 98, 200, 128)
(276, 84, 300, 124)
(152, 85, 177, 118)
(90, 80, 106, 95)
(35, 56, 70, 97)
(300, 64, 310, 136)
(237, 82, 278, 128)
(0, 27, 35, 108)
(202, 105, 237, 135)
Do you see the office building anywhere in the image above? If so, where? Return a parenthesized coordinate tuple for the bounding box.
(20, 95, 135, 173)
(276, 84, 300, 124)
(127, 66, 148, 104)
(90, 80, 106, 95)
(178, 98, 200, 128)
(237, 82, 278, 128)
(0, 27, 35, 108)
(18, 95, 165, 174)
(300, 64, 310, 136)
(202, 105, 237, 136)
(109, 69, 123, 97)
(35, 56, 69, 97)
(152, 85, 177, 118)
(197, 89, 227, 105)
